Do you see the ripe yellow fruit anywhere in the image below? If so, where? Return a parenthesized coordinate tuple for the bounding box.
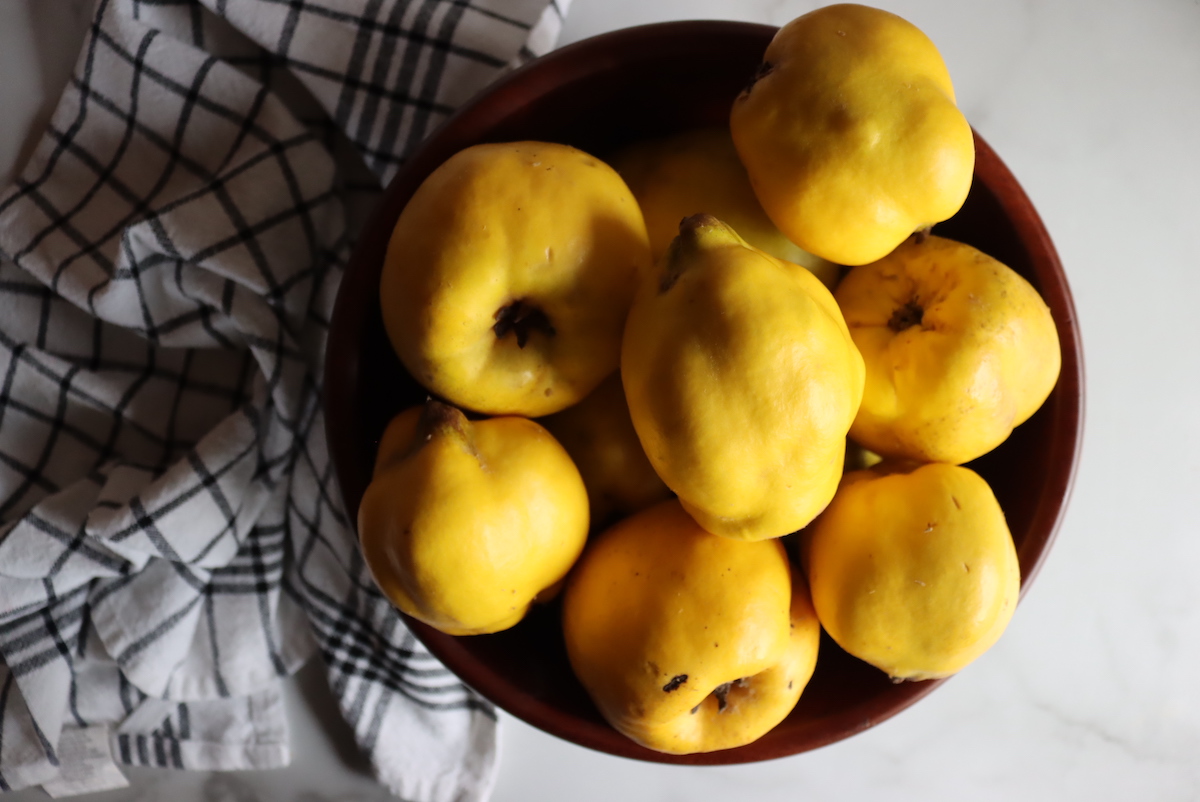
(622, 214, 864, 541)
(538, 371, 672, 529)
(358, 401, 588, 635)
(730, 3, 974, 265)
(562, 500, 820, 754)
(610, 127, 839, 287)
(380, 141, 651, 417)
(835, 234, 1061, 464)
(806, 462, 1020, 681)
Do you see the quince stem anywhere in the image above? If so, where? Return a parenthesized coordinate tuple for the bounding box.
(411, 399, 477, 459)
(659, 213, 730, 293)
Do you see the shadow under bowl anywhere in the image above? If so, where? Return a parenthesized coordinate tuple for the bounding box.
(324, 20, 1084, 765)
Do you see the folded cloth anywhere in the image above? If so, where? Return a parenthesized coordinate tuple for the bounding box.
(0, 0, 569, 799)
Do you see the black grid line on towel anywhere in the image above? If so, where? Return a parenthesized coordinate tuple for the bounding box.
(0, 0, 559, 790)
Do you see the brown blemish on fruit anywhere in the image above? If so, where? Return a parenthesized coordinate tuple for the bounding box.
(663, 674, 688, 692)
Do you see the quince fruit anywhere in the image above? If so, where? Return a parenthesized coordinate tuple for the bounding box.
(621, 214, 864, 541)
(539, 371, 672, 530)
(806, 461, 1020, 681)
(357, 401, 588, 635)
(730, 3, 974, 266)
(562, 500, 820, 754)
(380, 141, 651, 416)
(610, 127, 839, 288)
(835, 234, 1061, 464)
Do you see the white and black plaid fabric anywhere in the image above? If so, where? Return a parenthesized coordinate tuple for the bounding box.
(0, 0, 569, 799)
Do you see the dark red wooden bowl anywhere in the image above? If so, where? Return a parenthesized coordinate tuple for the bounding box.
(325, 21, 1084, 764)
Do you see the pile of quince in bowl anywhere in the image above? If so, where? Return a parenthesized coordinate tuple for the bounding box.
(355, 3, 1062, 756)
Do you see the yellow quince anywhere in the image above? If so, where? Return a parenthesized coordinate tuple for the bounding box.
(835, 234, 1061, 465)
(539, 371, 672, 530)
(610, 127, 839, 287)
(562, 500, 820, 754)
(805, 461, 1020, 681)
(622, 214, 864, 541)
(380, 141, 651, 417)
(357, 401, 588, 635)
(730, 3, 974, 265)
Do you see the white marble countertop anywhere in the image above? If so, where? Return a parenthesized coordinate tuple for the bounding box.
(2, 0, 1199, 800)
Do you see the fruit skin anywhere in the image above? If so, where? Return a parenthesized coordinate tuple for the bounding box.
(562, 499, 820, 754)
(610, 127, 839, 288)
(380, 141, 651, 417)
(806, 462, 1020, 681)
(357, 401, 588, 636)
(835, 234, 1061, 465)
(730, 3, 974, 266)
(621, 214, 864, 541)
(539, 371, 672, 530)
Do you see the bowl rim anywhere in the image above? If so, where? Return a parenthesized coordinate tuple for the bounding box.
(324, 18, 1085, 765)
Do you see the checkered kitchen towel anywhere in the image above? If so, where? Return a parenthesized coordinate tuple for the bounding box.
(0, 0, 569, 799)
